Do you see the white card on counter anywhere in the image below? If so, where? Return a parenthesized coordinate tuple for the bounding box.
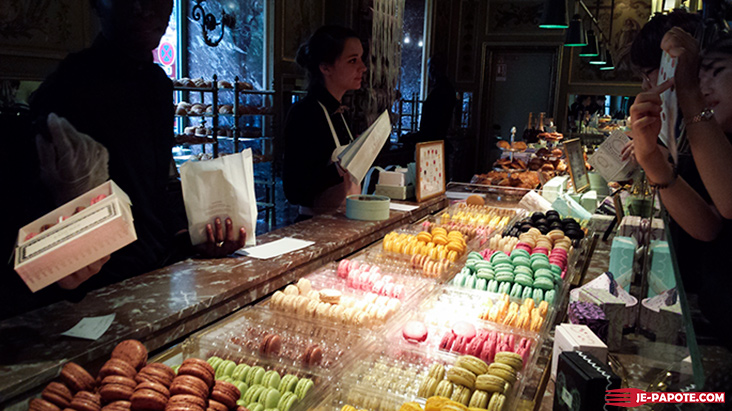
(236, 237, 315, 259)
(389, 203, 419, 212)
(61, 314, 115, 340)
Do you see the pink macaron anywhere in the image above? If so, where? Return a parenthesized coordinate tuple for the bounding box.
(452, 322, 477, 340)
(533, 247, 549, 255)
(391, 284, 405, 299)
(402, 321, 428, 343)
(372, 280, 385, 295)
(439, 332, 456, 351)
(515, 243, 533, 252)
(466, 337, 485, 357)
(337, 260, 350, 278)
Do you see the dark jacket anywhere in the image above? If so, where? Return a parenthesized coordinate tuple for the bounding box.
(282, 84, 353, 208)
(29, 35, 188, 291)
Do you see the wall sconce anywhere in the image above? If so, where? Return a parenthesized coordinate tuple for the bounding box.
(192, 0, 236, 47)
(579, 29, 599, 56)
(599, 49, 615, 70)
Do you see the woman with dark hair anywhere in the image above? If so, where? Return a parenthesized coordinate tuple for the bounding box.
(630, 19, 732, 349)
(283, 25, 367, 222)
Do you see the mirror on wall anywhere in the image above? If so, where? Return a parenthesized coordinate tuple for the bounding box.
(566, 94, 633, 135)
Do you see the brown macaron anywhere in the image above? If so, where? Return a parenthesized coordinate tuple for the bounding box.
(110, 340, 148, 371)
(177, 359, 215, 389)
(259, 334, 281, 356)
(302, 344, 323, 367)
(60, 363, 96, 393)
(136, 363, 176, 388)
(42, 382, 73, 408)
(169, 375, 209, 399)
(206, 400, 228, 411)
(70, 391, 101, 411)
(99, 359, 137, 380)
(210, 380, 240, 409)
(130, 387, 168, 411)
(99, 376, 136, 403)
(165, 394, 206, 411)
(28, 398, 61, 411)
(135, 381, 171, 399)
(100, 401, 131, 411)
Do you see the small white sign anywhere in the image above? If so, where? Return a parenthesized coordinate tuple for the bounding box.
(236, 237, 315, 259)
(61, 314, 116, 340)
(389, 203, 419, 212)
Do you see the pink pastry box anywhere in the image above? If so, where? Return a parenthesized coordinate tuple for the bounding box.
(178, 338, 328, 411)
(262, 267, 412, 332)
(312, 340, 532, 411)
(14, 180, 136, 292)
(187, 306, 371, 378)
(416, 286, 556, 336)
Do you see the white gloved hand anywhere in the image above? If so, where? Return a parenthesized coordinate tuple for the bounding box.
(36, 113, 109, 205)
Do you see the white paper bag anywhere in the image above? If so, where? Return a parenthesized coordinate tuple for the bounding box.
(180, 149, 257, 246)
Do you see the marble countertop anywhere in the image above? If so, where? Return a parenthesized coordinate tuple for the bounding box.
(0, 197, 446, 406)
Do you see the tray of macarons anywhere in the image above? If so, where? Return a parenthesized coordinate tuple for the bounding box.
(176, 352, 321, 411)
(362, 224, 479, 284)
(264, 271, 411, 332)
(319, 258, 436, 306)
(185, 306, 370, 379)
(315, 340, 530, 411)
(413, 285, 554, 336)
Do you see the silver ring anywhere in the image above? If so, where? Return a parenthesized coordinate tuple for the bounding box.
(216, 241, 224, 248)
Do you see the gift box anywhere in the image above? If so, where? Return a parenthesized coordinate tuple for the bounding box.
(542, 175, 569, 203)
(647, 240, 674, 298)
(552, 323, 608, 380)
(570, 272, 638, 329)
(608, 236, 637, 291)
(578, 288, 626, 351)
(15, 181, 136, 292)
(639, 288, 684, 344)
(568, 301, 609, 343)
(554, 351, 621, 411)
(580, 190, 598, 213)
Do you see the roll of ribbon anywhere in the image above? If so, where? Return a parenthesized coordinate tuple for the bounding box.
(345, 194, 391, 221)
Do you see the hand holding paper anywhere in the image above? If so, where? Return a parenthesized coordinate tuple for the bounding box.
(337, 110, 392, 184)
(657, 51, 678, 163)
(193, 217, 247, 258)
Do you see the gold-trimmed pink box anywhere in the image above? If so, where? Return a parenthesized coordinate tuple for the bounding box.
(15, 181, 136, 292)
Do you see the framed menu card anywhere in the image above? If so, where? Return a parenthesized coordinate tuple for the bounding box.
(563, 138, 590, 194)
(416, 140, 446, 202)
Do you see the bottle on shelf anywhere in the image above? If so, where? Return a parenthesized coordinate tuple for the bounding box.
(537, 112, 546, 133)
(522, 112, 534, 142)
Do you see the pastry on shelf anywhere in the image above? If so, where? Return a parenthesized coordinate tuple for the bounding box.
(175, 102, 191, 115)
(183, 125, 197, 136)
(237, 80, 254, 90)
(537, 131, 563, 141)
(493, 157, 526, 170)
(470, 170, 540, 190)
(218, 104, 234, 114)
(194, 126, 209, 136)
(205, 105, 214, 114)
(218, 80, 233, 89)
(189, 103, 206, 115)
(511, 141, 527, 151)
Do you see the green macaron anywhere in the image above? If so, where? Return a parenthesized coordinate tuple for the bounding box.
(279, 374, 299, 393)
(262, 370, 281, 389)
(260, 387, 281, 408)
(246, 366, 266, 386)
(545, 289, 557, 304)
(514, 273, 533, 287)
(476, 268, 495, 280)
(278, 392, 298, 411)
(533, 276, 554, 290)
(465, 275, 477, 289)
(522, 286, 534, 300)
(247, 403, 264, 411)
(498, 281, 512, 294)
(487, 280, 499, 293)
(217, 360, 237, 378)
(475, 278, 488, 291)
(509, 283, 523, 298)
(231, 364, 251, 382)
(532, 288, 544, 302)
(294, 378, 314, 399)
